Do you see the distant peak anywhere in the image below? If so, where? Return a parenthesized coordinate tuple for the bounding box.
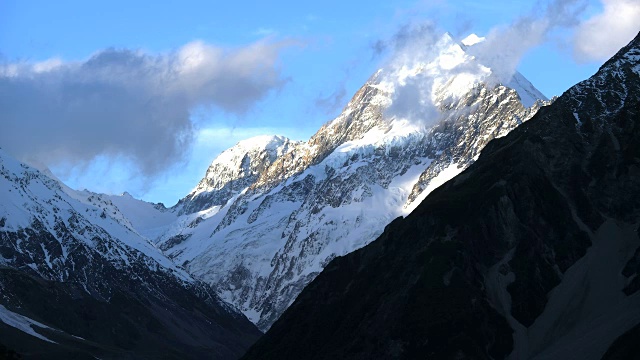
(461, 34, 486, 47)
(234, 135, 289, 149)
(442, 31, 456, 42)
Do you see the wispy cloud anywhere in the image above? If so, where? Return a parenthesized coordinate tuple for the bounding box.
(467, 0, 587, 83)
(370, 0, 589, 127)
(0, 39, 294, 178)
(573, 0, 640, 62)
(371, 22, 442, 58)
(374, 22, 448, 126)
(253, 28, 278, 37)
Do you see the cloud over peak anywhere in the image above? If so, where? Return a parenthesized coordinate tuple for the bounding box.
(466, 0, 586, 83)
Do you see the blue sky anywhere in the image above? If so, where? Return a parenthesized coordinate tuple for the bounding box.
(1, 0, 639, 205)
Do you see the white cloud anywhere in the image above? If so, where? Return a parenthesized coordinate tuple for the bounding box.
(574, 0, 640, 61)
(32, 58, 63, 73)
(468, 0, 586, 83)
(0, 39, 293, 178)
(367, 22, 443, 129)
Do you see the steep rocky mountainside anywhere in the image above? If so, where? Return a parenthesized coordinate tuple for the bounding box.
(156, 33, 549, 330)
(241, 32, 640, 359)
(0, 150, 261, 359)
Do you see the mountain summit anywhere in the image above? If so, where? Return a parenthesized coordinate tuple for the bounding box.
(241, 31, 640, 359)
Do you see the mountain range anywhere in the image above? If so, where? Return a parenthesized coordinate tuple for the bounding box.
(2, 30, 638, 359)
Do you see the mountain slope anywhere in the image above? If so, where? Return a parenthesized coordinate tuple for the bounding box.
(241, 32, 640, 359)
(0, 149, 261, 359)
(160, 33, 549, 330)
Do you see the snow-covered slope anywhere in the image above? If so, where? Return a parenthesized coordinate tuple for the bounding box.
(0, 148, 261, 358)
(157, 33, 550, 330)
(0, 148, 184, 278)
(106, 192, 177, 240)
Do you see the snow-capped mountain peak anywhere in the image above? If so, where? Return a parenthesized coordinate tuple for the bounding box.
(461, 33, 486, 47)
(381, 32, 491, 100)
(176, 134, 299, 215)
(381, 32, 546, 117)
(155, 32, 551, 331)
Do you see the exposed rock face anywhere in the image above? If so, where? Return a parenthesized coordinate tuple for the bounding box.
(241, 32, 640, 359)
(0, 150, 261, 359)
(161, 34, 548, 330)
